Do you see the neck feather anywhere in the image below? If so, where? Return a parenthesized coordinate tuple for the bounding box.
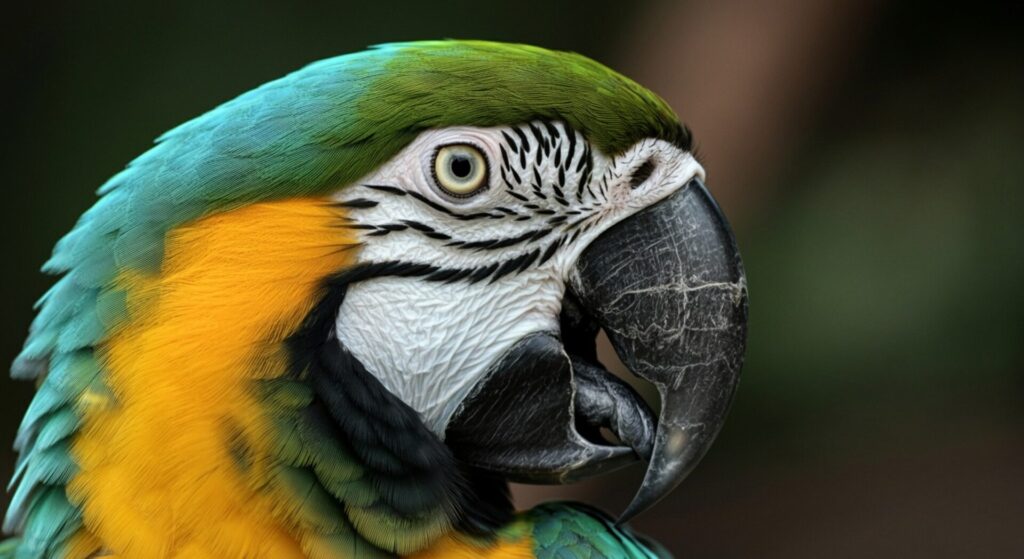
(69, 198, 358, 557)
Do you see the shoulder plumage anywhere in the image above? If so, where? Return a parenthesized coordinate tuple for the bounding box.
(526, 502, 671, 559)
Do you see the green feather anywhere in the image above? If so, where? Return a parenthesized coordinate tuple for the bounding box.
(0, 538, 17, 559)
(302, 530, 392, 559)
(270, 465, 348, 533)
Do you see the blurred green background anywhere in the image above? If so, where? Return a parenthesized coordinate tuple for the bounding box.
(2, 1, 1021, 557)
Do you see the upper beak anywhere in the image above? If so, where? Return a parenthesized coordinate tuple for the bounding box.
(446, 178, 747, 521)
(568, 177, 748, 520)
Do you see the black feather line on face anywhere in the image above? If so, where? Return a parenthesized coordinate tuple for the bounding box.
(324, 233, 562, 287)
(538, 240, 561, 265)
(507, 190, 529, 202)
(489, 248, 542, 283)
(500, 144, 511, 171)
(563, 122, 577, 166)
(501, 130, 519, 154)
(344, 212, 559, 253)
(527, 122, 544, 149)
(363, 183, 407, 196)
(530, 167, 547, 200)
(335, 198, 379, 209)
(513, 126, 530, 154)
(542, 121, 560, 144)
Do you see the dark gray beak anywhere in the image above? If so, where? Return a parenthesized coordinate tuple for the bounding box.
(446, 178, 747, 522)
(568, 177, 748, 521)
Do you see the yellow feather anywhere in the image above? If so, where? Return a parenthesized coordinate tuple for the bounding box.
(67, 198, 358, 558)
(407, 530, 534, 559)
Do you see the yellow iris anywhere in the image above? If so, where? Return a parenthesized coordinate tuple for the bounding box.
(434, 144, 488, 196)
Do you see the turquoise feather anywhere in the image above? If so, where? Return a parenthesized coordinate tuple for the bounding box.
(529, 504, 668, 559)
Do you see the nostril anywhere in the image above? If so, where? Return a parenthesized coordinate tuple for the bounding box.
(629, 159, 655, 189)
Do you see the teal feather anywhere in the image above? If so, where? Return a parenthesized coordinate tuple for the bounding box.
(9, 443, 75, 507)
(37, 351, 99, 405)
(25, 409, 77, 453)
(11, 442, 74, 490)
(5, 411, 79, 534)
(9, 351, 96, 486)
(5, 355, 95, 540)
(528, 503, 669, 559)
(12, 386, 63, 452)
(91, 288, 128, 332)
(12, 487, 80, 559)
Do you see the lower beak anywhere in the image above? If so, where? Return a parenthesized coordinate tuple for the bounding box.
(568, 177, 748, 521)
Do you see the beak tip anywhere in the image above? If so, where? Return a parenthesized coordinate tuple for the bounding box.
(616, 421, 716, 523)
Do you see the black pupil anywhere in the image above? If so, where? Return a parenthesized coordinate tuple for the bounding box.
(450, 155, 473, 179)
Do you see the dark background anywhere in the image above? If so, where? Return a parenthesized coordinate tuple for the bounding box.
(3, 1, 1022, 557)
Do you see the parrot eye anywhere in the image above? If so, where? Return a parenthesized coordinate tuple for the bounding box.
(432, 144, 489, 197)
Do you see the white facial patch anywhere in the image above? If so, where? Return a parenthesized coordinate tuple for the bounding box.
(333, 122, 704, 435)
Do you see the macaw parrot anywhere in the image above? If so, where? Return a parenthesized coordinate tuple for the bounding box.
(1, 41, 747, 558)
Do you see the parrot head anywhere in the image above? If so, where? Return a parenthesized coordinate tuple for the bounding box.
(4, 41, 746, 557)
(328, 117, 746, 517)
